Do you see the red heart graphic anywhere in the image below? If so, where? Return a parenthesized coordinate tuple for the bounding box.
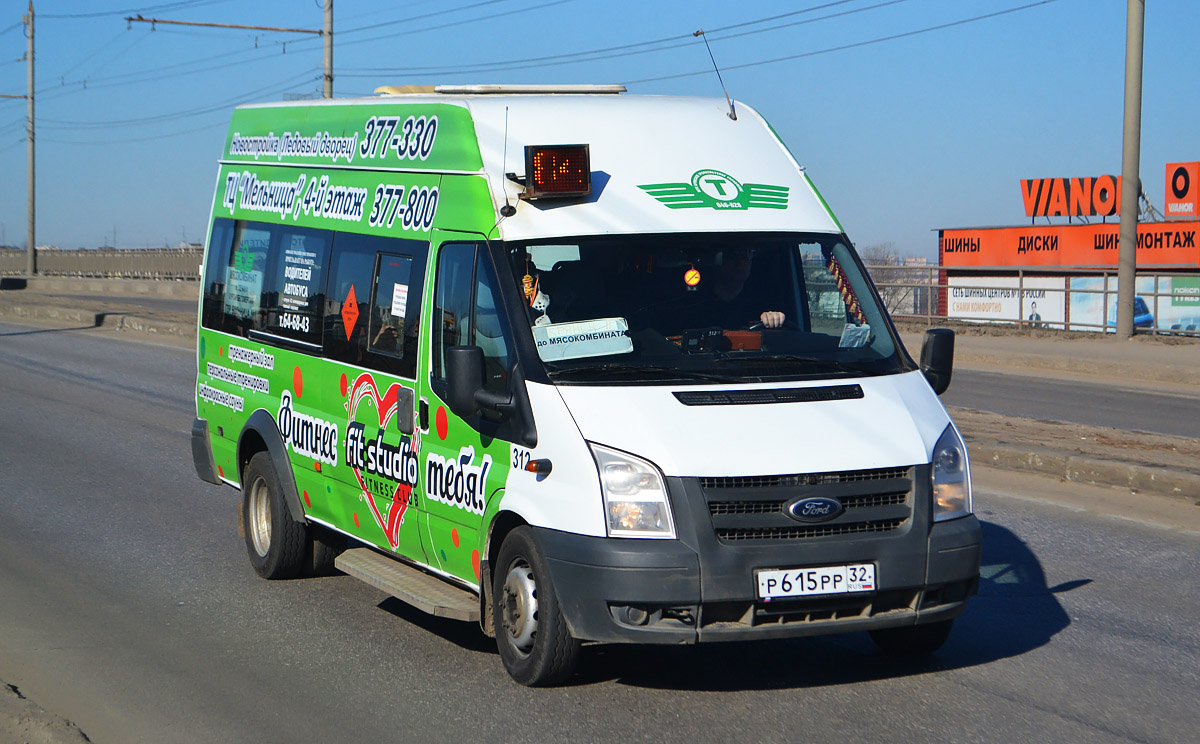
(347, 372, 419, 550)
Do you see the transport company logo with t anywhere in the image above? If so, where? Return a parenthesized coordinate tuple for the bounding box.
(638, 170, 789, 210)
(344, 373, 419, 551)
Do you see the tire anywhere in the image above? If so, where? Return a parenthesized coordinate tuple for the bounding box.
(242, 452, 307, 579)
(870, 618, 954, 656)
(306, 524, 346, 577)
(492, 526, 581, 686)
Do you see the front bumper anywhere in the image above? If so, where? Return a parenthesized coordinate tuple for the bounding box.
(536, 468, 981, 644)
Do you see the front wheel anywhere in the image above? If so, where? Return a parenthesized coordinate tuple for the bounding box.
(493, 526, 580, 686)
(869, 618, 954, 656)
(242, 452, 307, 579)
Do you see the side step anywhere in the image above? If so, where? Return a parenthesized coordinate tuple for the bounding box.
(335, 548, 480, 622)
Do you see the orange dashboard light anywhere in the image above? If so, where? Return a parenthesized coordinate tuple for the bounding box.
(524, 144, 591, 199)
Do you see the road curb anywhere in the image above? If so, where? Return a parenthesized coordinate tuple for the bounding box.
(0, 302, 194, 342)
(969, 442, 1200, 500)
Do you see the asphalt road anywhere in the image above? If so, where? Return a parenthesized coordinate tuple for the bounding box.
(1, 322, 1198, 743)
(943, 369, 1200, 438)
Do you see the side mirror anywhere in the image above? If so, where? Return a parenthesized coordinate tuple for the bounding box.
(445, 345, 517, 419)
(395, 386, 415, 435)
(920, 328, 955, 395)
(445, 346, 485, 420)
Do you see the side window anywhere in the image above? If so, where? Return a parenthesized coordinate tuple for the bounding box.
(261, 226, 330, 346)
(432, 243, 474, 380)
(200, 218, 235, 331)
(369, 253, 418, 362)
(323, 233, 427, 378)
(473, 252, 512, 395)
(223, 224, 272, 336)
(800, 242, 849, 337)
(432, 242, 512, 396)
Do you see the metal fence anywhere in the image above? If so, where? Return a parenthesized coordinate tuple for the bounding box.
(3, 248, 1197, 337)
(0, 248, 203, 280)
(866, 263, 1200, 337)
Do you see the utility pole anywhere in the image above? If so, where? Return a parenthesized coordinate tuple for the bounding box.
(24, 1, 35, 276)
(1116, 0, 1145, 338)
(125, 13, 329, 97)
(323, 0, 333, 99)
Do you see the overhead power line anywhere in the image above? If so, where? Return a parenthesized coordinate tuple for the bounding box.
(626, 0, 1069, 85)
(333, 0, 581, 50)
(40, 1, 232, 20)
(338, 0, 911, 78)
(337, 0, 519, 37)
(40, 69, 318, 129)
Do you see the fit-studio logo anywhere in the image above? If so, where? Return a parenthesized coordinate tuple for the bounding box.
(638, 169, 789, 211)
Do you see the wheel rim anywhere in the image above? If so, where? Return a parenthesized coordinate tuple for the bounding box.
(500, 558, 539, 654)
(247, 474, 272, 558)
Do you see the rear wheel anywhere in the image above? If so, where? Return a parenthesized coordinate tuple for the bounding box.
(870, 618, 954, 656)
(242, 452, 307, 579)
(493, 527, 580, 686)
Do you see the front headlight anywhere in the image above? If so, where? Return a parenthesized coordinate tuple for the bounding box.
(931, 424, 972, 522)
(589, 443, 676, 539)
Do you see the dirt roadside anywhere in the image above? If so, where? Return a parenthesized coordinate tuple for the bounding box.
(0, 684, 90, 744)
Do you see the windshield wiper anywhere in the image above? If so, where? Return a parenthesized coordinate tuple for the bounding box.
(547, 362, 742, 383)
(713, 354, 877, 374)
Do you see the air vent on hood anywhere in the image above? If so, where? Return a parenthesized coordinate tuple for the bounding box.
(672, 384, 863, 406)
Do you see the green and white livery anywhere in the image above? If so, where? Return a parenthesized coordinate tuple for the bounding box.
(193, 85, 980, 686)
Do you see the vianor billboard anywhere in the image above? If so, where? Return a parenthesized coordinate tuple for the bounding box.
(938, 162, 1200, 332)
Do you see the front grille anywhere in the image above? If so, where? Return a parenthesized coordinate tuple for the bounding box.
(708, 491, 906, 516)
(700, 466, 915, 544)
(700, 465, 910, 490)
(717, 518, 906, 542)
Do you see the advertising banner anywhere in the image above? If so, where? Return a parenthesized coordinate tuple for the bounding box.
(939, 222, 1200, 268)
(1066, 275, 1200, 332)
(1164, 162, 1200, 220)
(1020, 175, 1121, 217)
(946, 276, 1065, 326)
(221, 103, 484, 174)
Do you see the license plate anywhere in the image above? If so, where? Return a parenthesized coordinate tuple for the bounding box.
(756, 563, 875, 600)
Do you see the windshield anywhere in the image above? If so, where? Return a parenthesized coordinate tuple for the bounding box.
(505, 232, 909, 383)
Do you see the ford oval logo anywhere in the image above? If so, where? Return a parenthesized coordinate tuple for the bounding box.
(787, 497, 844, 523)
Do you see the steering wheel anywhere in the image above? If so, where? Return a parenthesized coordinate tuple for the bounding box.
(746, 318, 801, 331)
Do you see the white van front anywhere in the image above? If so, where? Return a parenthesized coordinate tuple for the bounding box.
(456, 229, 980, 647)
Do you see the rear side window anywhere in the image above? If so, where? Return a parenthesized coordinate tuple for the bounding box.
(200, 218, 235, 331)
(323, 233, 427, 378)
(223, 224, 272, 335)
(261, 226, 330, 346)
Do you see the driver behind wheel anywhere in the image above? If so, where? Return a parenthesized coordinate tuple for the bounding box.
(680, 248, 785, 330)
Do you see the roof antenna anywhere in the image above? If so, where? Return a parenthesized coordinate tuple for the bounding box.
(694, 29, 736, 121)
(499, 106, 517, 217)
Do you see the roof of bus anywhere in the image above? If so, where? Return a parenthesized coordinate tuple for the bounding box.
(225, 90, 842, 241)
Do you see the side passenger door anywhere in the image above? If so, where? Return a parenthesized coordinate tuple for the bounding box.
(418, 233, 516, 587)
(320, 233, 428, 562)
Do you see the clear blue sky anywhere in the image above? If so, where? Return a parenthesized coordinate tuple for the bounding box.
(0, 0, 1196, 257)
